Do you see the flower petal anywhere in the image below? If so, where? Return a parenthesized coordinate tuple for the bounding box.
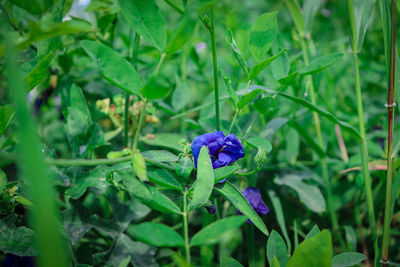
(191, 131, 225, 168)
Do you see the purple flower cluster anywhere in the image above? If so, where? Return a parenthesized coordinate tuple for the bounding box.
(191, 131, 245, 169)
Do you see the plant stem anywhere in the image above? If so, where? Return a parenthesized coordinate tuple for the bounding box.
(5, 36, 68, 267)
(382, 0, 396, 264)
(45, 156, 175, 172)
(209, 5, 221, 131)
(132, 99, 148, 149)
(124, 94, 130, 147)
(347, 0, 378, 262)
(124, 33, 141, 147)
(154, 53, 166, 75)
(183, 190, 191, 264)
(246, 224, 256, 267)
(228, 109, 238, 133)
(299, 36, 343, 247)
(164, 0, 184, 14)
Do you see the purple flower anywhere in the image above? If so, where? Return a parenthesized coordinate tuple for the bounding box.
(241, 187, 269, 223)
(4, 254, 34, 267)
(205, 204, 216, 214)
(191, 131, 245, 169)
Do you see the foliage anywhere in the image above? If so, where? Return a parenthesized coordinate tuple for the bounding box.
(0, 0, 399, 266)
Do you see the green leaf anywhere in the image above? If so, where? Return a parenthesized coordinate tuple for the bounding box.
(274, 175, 326, 213)
(166, 14, 196, 54)
(188, 146, 214, 211)
(220, 69, 238, 108)
(332, 252, 367, 267)
(257, 86, 362, 140)
(70, 84, 92, 116)
(214, 181, 269, 235)
(300, 53, 343, 76)
(0, 221, 36, 256)
(147, 168, 182, 191)
(81, 40, 142, 96)
(119, 0, 166, 51)
(305, 225, 320, 239)
(66, 107, 90, 139)
(8, 0, 42, 15)
(142, 150, 179, 162)
(278, 71, 299, 86)
(190, 216, 247, 246)
(247, 136, 272, 153)
(18, 19, 91, 49)
(249, 49, 287, 80)
(271, 256, 281, 267)
(141, 133, 185, 152)
(66, 165, 110, 199)
(14, 196, 33, 207)
(0, 105, 15, 136)
(226, 30, 249, 78)
(285, 0, 304, 34)
(267, 230, 289, 267)
(141, 74, 171, 100)
(127, 222, 184, 247)
(142, 185, 181, 214)
(214, 165, 239, 183)
(287, 230, 332, 267)
(173, 157, 194, 179)
(120, 171, 153, 201)
(249, 12, 278, 62)
(118, 256, 131, 267)
(353, 0, 376, 50)
(303, 0, 323, 35)
(288, 120, 325, 158)
(221, 257, 244, 267)
(172, 78, 191, 111)
(0, 169, 6, 191)
(23, 51, 56, 93)
(237, 89, 263, 109)
(106, 234, 157, 266)
(267, 191, 291, 255)
(391, 165, 400, 218)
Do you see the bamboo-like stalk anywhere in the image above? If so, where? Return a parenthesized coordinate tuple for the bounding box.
(381, 0, 396, 264)
(347, 0, 378, 263)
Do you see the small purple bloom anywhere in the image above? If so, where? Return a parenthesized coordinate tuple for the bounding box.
(241, 187, 269, 223)
(205, 204, 216, 214)
(191, 131, 245, 169)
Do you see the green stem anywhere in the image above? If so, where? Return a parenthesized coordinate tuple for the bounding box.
(132, 99, 148, 149)
(299, 36, 343, 248)
(247, 224, 256, 267)
(154, 53, 166, 75)
(183, 190, 191, 264)
(228, 109, 238, 133)
(209, 6, 221, 131)
(382, 0, 396, 264)
(45, 156, 175, 172)
(124, 33, 140, 147)
(6, 36, 68, 267)
(164, 0, 184, 14)
(347, 0, 378, 262)
(124, 94, 130, 147)
(236, 169, 257, 176)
